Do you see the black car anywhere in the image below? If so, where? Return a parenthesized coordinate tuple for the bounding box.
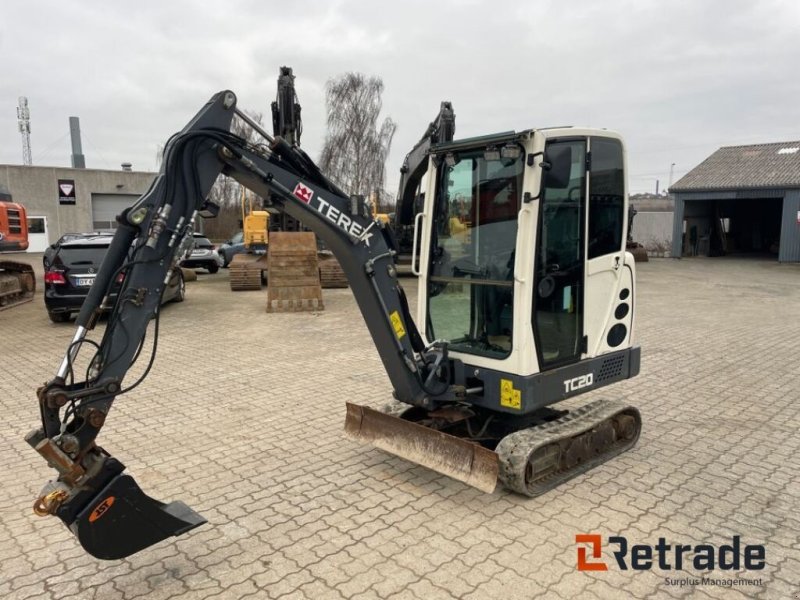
(44, 235, 185, 323)
(180, 234, 222, 273)
(43, 232, 105, 269)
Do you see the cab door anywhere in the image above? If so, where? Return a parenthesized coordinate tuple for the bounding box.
(532, 138, 587, 369)
(583, 136, 628, 356)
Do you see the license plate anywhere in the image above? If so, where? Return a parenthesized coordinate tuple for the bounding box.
(76, 276, 95, 287)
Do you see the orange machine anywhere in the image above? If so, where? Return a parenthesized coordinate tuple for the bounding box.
(0, 192, 35, 309)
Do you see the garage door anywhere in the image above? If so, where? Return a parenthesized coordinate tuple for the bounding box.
(91, 194, 140, 231)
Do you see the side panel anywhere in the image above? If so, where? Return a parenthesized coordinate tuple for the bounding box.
(468, 346, 640, 415)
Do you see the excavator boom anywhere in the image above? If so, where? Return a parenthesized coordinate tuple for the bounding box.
(27, 90, 446, 558)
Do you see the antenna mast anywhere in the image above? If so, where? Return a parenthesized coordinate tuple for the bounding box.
(17, 96, 32, 165)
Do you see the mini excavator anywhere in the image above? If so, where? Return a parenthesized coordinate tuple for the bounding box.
(27, 86, 641, 559)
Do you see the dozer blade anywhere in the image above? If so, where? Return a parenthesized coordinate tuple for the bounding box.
(69, 473, 206, 560)
(344, 402, 499, 493)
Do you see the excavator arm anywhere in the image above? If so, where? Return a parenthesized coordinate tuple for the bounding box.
(27, 90, 454, 559)
(393, 101, 455, 259)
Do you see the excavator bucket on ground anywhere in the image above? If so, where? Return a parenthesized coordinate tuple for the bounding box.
(0, 260, 35, 310)
(344, 402, 499, 493)
(266, 232, 324, 312)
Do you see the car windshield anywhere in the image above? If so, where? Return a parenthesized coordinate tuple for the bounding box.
(194, 237, 213, 249)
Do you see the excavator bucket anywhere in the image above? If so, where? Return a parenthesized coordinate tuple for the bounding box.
(266, 232, 324, 312)
(344, 402, 499, 493)
(68, 473, 205, 560)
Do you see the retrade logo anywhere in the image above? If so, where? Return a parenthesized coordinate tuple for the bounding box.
(576, 534, 608, 571)
(576, 534, 765, 572)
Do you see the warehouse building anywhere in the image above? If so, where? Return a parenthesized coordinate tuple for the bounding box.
(670, 141, 800, 262)
(0, 165, 155, 252)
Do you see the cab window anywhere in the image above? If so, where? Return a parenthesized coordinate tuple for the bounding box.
(588, 138, 624, 259)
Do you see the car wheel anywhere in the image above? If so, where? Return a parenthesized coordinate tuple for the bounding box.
(173, 272, 186, 302)
(48, 311, 70, 323)
(208, 263, 219, 274)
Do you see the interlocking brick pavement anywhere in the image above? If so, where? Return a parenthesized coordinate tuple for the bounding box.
(1, 255, 798, 599)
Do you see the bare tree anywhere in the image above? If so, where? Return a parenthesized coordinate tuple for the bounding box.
(319, 73, 396, 200)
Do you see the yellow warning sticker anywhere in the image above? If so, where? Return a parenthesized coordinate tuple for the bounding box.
(500, 378, 522, 410)
(390, 310, 406, 340)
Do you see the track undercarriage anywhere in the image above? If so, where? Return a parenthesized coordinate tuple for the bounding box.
(0, 261, 35, 310)
(345, 398, 641, 496)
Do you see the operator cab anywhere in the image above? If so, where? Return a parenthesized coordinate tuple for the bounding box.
(417, 128, 636, 413)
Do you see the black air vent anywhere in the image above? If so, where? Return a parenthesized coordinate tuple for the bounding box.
(597, 355, 625, 382)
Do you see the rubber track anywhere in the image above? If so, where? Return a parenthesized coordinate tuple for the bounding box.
(496, 399, 641, 496)
(0, 261, 35, 311)
(229, 264, 262, 291)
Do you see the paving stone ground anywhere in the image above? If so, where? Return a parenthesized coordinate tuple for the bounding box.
(1, 255, 798, 600)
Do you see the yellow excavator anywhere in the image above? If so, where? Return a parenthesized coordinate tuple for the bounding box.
(228, 67, 347, 291)
(228, 189, 270, 290)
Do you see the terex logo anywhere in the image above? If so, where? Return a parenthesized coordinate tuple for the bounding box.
(292, 180, 375, 246)
(576, 534, 766, 572)
(314, 197, 374, 247)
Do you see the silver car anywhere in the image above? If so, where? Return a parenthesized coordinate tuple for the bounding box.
(180, 234, 224, 274)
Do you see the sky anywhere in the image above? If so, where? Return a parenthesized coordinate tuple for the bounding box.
(1, 0, 799, 195)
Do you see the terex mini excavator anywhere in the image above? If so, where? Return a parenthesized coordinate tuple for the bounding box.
(28, 90, 642, 560)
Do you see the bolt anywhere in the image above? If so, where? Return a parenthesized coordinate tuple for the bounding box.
(88, 409, 106, 429)
(49, 392, 68, 408)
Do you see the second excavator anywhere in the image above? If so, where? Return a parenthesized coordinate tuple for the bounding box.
(27, 88, 642, 560)
(229, 66, 347, 291)
(0, 188, 35, 310)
